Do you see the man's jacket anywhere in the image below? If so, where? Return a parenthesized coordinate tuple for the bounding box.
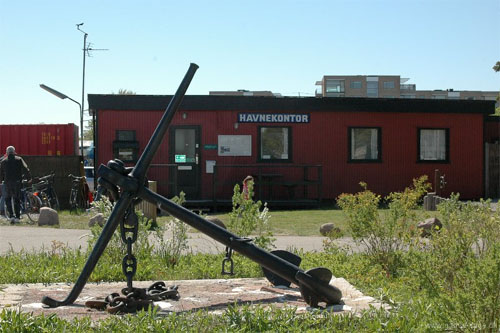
(0, 154, 31, 183)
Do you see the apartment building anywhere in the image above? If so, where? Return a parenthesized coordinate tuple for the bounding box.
(315, 75, 498, 103)
(210, 90, 282, 97)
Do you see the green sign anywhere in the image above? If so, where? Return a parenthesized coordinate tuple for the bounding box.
(175, 154, 186, 163)
(204, 144, 217, 150)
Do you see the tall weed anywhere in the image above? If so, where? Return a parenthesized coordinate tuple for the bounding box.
(228, 180, 275, 250)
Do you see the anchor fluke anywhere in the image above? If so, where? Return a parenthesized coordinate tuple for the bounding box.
(41, 296, 62, 308)
(296, 267, 342, 307)
(262, 250, 302, 287)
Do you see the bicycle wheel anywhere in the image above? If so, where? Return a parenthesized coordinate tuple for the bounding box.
(48, 188, 60, 211)
(69, 188, 78, 213)
(25, 192, 42, 223)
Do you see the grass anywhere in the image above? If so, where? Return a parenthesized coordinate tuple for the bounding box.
(4, 206, 439, 238)
(211, 207, 349, 236)
(2, 207, 352, 236)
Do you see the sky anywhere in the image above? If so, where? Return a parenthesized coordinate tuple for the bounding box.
(0, 0, 499, 129)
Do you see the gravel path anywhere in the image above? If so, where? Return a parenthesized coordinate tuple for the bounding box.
(0, 223, 362, 255)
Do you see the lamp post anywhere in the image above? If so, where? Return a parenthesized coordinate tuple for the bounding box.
(40, 84, 84, 157)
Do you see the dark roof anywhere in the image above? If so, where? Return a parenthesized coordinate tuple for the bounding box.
(88, 95, 495, 115)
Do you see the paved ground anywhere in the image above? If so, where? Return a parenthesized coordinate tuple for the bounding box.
(0, 222, 361, 255)
(0, 277, 388, 320)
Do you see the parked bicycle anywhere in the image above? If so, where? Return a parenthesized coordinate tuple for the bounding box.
(68, 174, 90, 213)
(32, 173, 60, 211)
(20, 180, 43, 224)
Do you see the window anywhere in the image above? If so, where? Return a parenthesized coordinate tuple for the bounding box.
(383, 81, 395, 89)
(350, 81, 362, 89)
(366, 77, 379, 97)
(258, 127, 291, 162)
(349, 127, 381, 162)
(325, 79, 345, 93)
(418, 128, 449, 162)
(113, 130, 139, 163)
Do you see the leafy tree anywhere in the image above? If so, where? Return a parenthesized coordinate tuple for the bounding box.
(493, 61, 500, 72)
(83, 119, 93, 140)
(116, 89, 136, 95)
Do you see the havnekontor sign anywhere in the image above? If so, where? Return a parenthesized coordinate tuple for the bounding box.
(238, 113, 310, 123)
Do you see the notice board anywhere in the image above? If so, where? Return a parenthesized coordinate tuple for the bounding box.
(218, 135, 252, 156)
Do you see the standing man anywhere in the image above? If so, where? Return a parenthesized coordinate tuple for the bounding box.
(0, 146, 31, 223)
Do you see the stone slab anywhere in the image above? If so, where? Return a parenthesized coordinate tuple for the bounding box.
(0, 278, 387, 321)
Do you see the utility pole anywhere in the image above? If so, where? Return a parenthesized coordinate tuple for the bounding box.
(76, 23, 107, 162)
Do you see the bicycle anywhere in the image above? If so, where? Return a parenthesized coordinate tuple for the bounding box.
(18, 180, 43, 224)
(68, 174, 90, 213)
(32, 173, 60, 211)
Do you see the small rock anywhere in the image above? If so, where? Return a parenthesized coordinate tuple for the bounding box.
(320, 223, 340, 236)
(38, 207, 59, 226)
(88, 213, 105, 227)
(417, 217, 442, 237)
(206, 217, 226, 229)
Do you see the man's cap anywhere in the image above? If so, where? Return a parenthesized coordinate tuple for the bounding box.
(6, 146, 15, 155)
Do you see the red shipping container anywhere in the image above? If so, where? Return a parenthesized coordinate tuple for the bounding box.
(0, 124, 78, 156)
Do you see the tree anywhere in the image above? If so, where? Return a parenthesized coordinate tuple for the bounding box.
(493, 61, 500, 72)
(116, 89, 136, 95)
(83, 119, 93, 140)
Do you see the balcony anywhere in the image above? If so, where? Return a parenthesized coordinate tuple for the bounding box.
(401, 84, 416, 92)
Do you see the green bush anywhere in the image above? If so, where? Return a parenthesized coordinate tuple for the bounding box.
(409, 195, 500, 332)
(337, 176, 430, 275)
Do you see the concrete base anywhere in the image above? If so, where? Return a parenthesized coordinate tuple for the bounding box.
(0, 278, 388, 320)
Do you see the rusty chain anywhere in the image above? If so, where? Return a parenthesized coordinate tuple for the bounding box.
(85, 282, 179, 314)
(121, 207, 139, 292)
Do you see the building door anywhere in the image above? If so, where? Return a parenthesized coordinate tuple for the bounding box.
(169, 126, 201, 199)
(485, 142, 500, 198)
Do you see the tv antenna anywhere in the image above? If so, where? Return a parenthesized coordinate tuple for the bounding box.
(75, 22, 108, 165)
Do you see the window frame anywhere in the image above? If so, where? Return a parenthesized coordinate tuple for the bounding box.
(417, 128, 450, 163)
(366, 81, 379, 97)
(348, 127, 382, 163)
(325, 79, 345, 93)
(257, 126, 292, 163)
(383, 81, 395, 89)
(113, 129, 139, 163)
(350, 81, 362, 89)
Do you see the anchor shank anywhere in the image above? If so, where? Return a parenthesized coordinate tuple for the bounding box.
(139, 187, 301, 286)
(131, 63, 199, 180)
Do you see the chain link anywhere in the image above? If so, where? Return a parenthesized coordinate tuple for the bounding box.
(85, 282, 179, 314)
(121, 207, 139, 292)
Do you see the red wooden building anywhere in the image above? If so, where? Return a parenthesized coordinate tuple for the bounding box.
(88, 95, 496, 206)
